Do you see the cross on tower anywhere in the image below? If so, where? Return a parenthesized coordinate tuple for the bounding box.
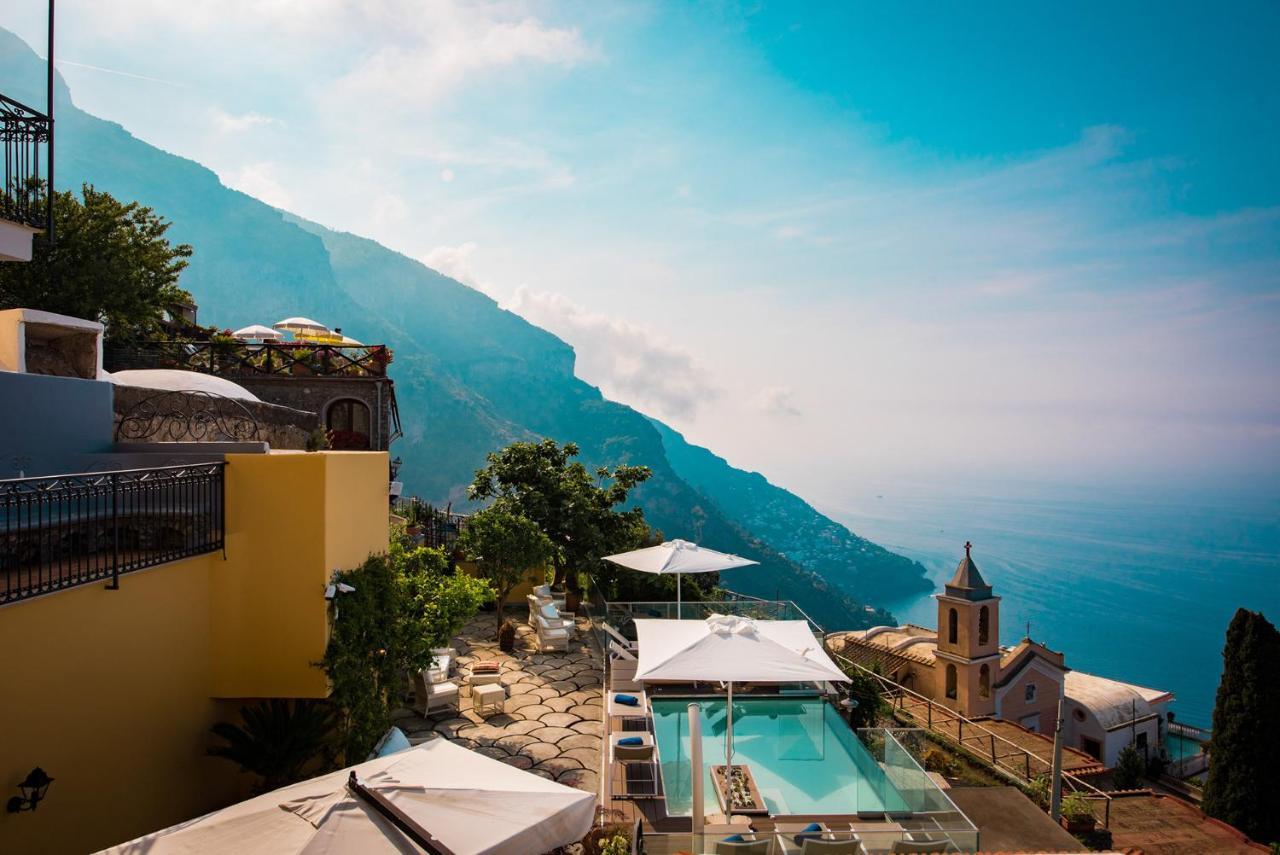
(964, 540, 973, 558)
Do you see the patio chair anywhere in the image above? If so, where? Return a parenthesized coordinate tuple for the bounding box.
(411, 669, 459, 716)
(535, 600, 576, 636)
(531, 583, 566, 611)
(798, 839, 865, 854)
(714, 836, 771, 854)
(536, 620, 570, 652)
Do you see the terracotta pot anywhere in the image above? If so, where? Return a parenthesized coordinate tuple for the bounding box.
(1061, 815, 1096, 835)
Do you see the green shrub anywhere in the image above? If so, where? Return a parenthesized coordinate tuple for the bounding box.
(1112, 743, 1147, 789)
(208, 699, 335, 793)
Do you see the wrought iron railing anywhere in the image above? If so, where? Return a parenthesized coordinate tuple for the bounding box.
(0, 463, 225, 606)
(397, 499, 469, 550)
(105, 340, 393, 379)
(1, 93, 51, 231)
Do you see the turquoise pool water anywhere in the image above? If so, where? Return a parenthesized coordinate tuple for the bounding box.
(651, 697, 912, 816)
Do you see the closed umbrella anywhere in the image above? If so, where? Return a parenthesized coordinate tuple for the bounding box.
(100, 739, 596, 855)
(633, 614, 849, 821)
(603, 539, 757, 617)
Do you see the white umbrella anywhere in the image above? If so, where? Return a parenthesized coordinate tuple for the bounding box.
(603, 539, 758, 617)
(633, 615, 849, 821)
(231, 324, 284, 342)
(100, 739, 596, 855)
(273, 317, 331, 338)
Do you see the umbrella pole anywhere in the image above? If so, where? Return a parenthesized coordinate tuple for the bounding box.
(676, 571, 682, 619)
(725, 681, 734, 824)
(689, 702, 704, 841)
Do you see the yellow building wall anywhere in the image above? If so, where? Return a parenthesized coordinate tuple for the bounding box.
(0, 450, 388, 854)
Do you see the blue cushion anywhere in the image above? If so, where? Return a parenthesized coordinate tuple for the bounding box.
(792, 823, 824, 846)
(371, 726, 411, 759)
(617, 736, 644, 746)
(614, 693, 639, 706)
(722, 834, 745, 843)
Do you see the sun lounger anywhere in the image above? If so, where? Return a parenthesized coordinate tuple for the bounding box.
(601, 620, 637, 652)
(607, 688, 648, 719)
(890, 840, 952, 853)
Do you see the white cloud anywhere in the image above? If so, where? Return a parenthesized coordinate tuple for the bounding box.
(420, 242, 500, 297)
(506, 286, 720, 420)
(211, 108, 281, 134)
(754, 385, 801, 417)
(223, 161, 294, 209)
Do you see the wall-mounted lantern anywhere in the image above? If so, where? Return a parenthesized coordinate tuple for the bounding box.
(7, 767, 53, 813)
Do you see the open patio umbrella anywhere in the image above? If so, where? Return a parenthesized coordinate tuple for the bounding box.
(272, 317, 331, 340)
(101, 738, 595, 855)
(633, 614, 849, 822)
(603, 539, 758, 617)
(231, 324, 284, 342)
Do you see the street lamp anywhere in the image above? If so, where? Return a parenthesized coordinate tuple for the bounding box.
(7, 767, 53, 813)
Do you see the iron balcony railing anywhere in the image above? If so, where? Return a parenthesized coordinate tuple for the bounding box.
(105, 340, 393, 379)
(0, 463, 225, 606)
(1, 93, 51, 231)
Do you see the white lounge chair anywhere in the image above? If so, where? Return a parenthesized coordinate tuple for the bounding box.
(601, 620, 637, 652)
(606, 688, 648, 720)
(610, 732, 658, 799)
(426, 647, 456, 684)
(531, 583, 566, 611)
(412, 669, 459, 716)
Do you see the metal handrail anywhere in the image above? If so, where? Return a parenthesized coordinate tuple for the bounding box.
(0, 463, 225, 605)
(105, 340, 393, 379)
(0, 92, 51, 231)
(832, 649, 1113, 827)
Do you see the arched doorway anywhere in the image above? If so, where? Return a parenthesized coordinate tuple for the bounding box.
(326, 398, 372, 450)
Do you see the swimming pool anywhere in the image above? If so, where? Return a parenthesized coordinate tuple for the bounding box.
(651, 697, 914, 817)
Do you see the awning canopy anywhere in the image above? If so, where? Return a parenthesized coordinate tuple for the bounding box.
(633, 615, 850, 684)
(101, 739, 596, 855)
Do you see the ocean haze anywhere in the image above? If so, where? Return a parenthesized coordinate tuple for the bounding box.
(824, 476, 1280, 725)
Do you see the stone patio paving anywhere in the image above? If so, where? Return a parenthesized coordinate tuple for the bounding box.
(393, 611, 603, 797)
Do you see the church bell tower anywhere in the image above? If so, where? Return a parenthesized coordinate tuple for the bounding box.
(935, 542, 1001, 716)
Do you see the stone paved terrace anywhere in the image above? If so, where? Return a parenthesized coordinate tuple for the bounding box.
(392, 612, 604, 797)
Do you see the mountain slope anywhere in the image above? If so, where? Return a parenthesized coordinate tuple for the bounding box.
(649, 420, 930, 603)
(2, 30, 915, 629)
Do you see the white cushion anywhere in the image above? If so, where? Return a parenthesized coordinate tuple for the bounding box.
(533, 584, 551, 597)
(539, 602, 560, 620)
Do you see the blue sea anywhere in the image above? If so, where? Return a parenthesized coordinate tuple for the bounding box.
(825, 478, 1280, 727)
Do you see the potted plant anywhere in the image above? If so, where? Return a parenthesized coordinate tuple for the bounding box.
(291, 347, 314, 375)
(498, 619, 516, 653)
(1060, 792, 1097, 835)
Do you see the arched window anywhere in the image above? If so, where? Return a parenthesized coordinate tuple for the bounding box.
(326, 398, 372, 450)
(979, 664, 990, 698)
(945, 664, 958, 699)
(947, 608, 958, 645)
(978, 606, 990, 646)
(1025, 682, 1037, 703)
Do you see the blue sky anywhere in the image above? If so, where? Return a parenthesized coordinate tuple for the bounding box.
(4, 1, 1278, 496)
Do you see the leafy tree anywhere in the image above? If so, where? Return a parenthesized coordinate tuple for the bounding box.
(321, 542, 490, 764)
(841, 663, 887, 731)
(208, 699, 336, 793)
(458, 503, 554, 633)
(0, 185, 191, 339)
(1112, 743, 1146, 789)
(468, 439, 652, 591)
(1202, 609, 1280, 844)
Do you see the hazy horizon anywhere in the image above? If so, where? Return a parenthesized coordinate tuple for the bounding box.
(4, 2, 1277, 498)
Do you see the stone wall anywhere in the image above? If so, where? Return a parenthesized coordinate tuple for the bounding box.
(112, 384, 320, 450)
(232, 375, 397, 450)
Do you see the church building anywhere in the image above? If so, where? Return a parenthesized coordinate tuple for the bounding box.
(834, 543, 1173, 768)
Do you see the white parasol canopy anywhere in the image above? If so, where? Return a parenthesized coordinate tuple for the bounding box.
(100, 738, 596, 855)
(603, 539, 758, 615)
(632, 615, 848, 823)
(231, 324, 284, 342)
(633, 615, 848, 684)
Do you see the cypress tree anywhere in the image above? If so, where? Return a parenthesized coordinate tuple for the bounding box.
(1201, 609, 1280, 844)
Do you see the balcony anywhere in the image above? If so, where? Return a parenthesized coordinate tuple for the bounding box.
(1, 93, 51, 260)
(105, 339, 393, 378)
(0, 463, 225, 605)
